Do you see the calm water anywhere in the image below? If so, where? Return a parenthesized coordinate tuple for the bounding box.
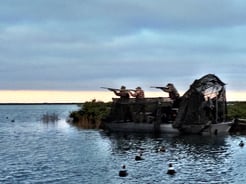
(0, 105, 246, 184)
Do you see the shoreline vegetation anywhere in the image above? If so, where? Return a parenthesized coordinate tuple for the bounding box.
(0, 103, 80, 105)
(68, 100, 246, 133)
(68, 100, 111, 129)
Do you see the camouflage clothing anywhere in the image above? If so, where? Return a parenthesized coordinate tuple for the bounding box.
(114, 86, 130, 101)
(130, 87, 145, 99)
(163, 83, 180, 100)
(130, 87, 146, 122)
(113, 86, 132, 122)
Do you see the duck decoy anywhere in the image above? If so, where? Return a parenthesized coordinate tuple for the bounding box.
(119, 165, 128, 177)
(239, 140, 244, 147)
(167, 163, 176, 175)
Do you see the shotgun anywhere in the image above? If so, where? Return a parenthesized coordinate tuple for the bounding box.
(101, 87, 136, 92)
(100, 87, 119, 91)
(150, 86, 168, 90)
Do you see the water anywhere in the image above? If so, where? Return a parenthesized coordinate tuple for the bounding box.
(0, 105, 246, 184)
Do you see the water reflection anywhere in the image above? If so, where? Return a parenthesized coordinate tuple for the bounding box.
(100, 132, 236, 183)
(102, 132, 230, 156)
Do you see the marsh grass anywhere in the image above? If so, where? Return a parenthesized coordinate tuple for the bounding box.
(41, 112, 59, 123)
(69, 100, 111, 129)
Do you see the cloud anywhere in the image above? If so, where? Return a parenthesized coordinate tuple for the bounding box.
(0, 0, 246, 94)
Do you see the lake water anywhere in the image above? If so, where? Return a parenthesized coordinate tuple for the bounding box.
(0, 105, 246, 184)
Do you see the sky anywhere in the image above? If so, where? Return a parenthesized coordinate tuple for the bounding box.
(0, 0, 246, 102)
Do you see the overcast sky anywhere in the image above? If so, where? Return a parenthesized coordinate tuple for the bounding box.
(1, 0, 246, 94)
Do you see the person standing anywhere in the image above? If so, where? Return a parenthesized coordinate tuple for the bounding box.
(130, 87, 146, 122)
(162, 83, 180, 108)
(162, 83, 180, 101)
(113, 86, 130, 101)
(130, 86, 145, 99)
(113, 86, 132, 122)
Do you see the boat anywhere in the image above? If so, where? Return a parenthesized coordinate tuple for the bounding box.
(102, 74, 233, 135)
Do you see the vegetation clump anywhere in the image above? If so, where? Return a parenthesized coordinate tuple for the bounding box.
(69, 99, 111, 129)
(41, 112, 59, 123)
(227, 101, 246, 133)
(227, 101, 246, 119)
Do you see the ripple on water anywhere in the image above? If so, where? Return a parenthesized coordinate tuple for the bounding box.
(0, 105, 246, 183)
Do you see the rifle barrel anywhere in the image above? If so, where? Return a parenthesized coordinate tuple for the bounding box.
(101, 87, 111, 89)
(100, 87, 119, 91)
(150, 86, 164, 88)
(150, 86, 168, 90)
(127, 89, 136, 92)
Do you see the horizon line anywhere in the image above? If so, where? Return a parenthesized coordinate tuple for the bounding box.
(0, 90, 245, 103)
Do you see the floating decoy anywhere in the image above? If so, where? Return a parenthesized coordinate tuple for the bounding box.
(158, 146, 166, 152)
(119, 165, 128, 177)
(135, 151, 144, 161)
(239, 140, 244, 147)
(167, 163, 176, 175)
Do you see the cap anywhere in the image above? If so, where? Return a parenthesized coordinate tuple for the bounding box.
(121, 85, 126, 89)
(136, 86, 141, 90)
